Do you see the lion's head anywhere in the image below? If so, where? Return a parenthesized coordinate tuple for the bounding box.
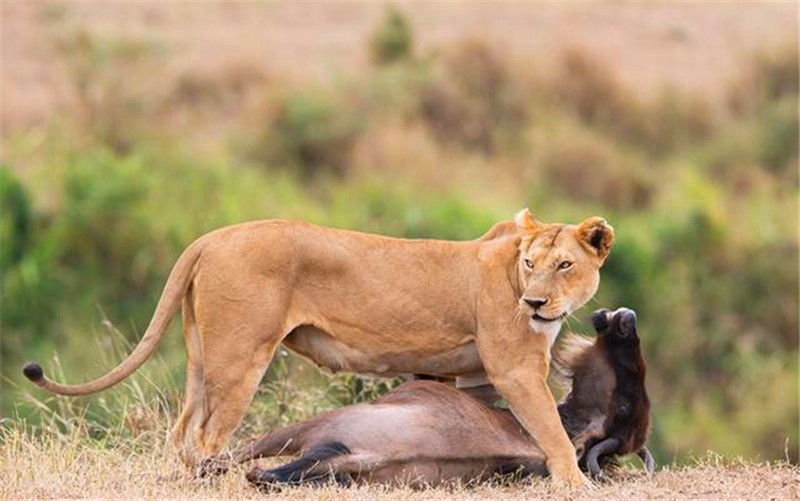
(514, 208, 615, 340)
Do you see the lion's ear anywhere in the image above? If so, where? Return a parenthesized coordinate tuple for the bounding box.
(514, 208, 542, 235)
(576, 217, 615, 262)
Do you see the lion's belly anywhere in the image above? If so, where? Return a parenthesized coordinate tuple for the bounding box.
(282, 325, 484, 377)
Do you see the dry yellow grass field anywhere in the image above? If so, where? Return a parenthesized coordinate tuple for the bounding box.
(0, 430, 800, 501)
(2, 423, 797, 501)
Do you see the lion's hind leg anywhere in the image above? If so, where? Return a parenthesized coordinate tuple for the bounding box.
(180, 279, 291, 465)
(172, 293, 206, 466)
(195, 332, 284, 461)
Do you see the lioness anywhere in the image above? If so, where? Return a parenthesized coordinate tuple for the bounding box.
(23, 209, 614, 487)
(203, 308, 652, 489)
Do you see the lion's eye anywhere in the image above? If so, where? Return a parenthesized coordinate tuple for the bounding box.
(558, 261, 573, 270)
(524, 258, 534, 270)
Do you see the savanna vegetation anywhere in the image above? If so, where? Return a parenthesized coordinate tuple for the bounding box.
(1, 7, 797, 494)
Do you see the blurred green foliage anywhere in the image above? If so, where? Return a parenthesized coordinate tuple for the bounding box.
(420, 39, 528, 153)
(369, 7, 414, 65)
(1, 19, 797, 468)
(244, 87, 366, 178)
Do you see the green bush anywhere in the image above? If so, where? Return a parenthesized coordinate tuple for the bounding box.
(553, 46, 631, 125)
(245, 88, 364, 179)
(419, 40, 527, 153)
(531, 122, 653, 210)
(0, 166, 32, 270)
(0, 167, 62, 358)
(757, 96, 799, 180)
(638, 89, 714, 155)
(54, 151, 156, 298)
(369, 7, 414, 65)
(728, 45, 800, 116)
(550, 47, 714, 156)
(53, 29, 162, 153)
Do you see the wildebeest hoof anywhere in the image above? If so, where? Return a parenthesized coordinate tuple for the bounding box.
(246, 467, 283, 492)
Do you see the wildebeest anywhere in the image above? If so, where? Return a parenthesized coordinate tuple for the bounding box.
(202, 307, 652, 488)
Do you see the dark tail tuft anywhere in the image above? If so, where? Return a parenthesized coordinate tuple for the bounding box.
(22, 362, 43, 382)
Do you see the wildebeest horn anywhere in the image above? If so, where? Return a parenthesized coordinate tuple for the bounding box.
(586, 437, 620, 478)
(638, 447, 656, 475)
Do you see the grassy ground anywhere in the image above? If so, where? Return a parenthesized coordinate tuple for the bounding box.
(2, 423, 796, 501)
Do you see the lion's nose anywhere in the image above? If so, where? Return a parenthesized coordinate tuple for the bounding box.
(524, 298, 548, 309)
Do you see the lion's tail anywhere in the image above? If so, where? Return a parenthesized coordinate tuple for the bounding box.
(22, 238, 207, 396)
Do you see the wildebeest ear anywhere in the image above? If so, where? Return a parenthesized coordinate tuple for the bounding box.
(576, 217, 615, 262)
(514, 208, 542, 235)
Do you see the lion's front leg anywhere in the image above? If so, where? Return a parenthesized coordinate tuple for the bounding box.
(476, 326, 588, 488)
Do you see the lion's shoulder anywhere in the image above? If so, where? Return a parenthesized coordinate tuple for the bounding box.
(478, 221, 518, 241)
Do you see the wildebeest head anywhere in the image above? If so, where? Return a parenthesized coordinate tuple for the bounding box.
(555, 307, 652, 478)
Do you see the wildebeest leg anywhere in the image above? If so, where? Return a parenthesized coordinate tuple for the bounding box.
(585, 437, 620, 479)
(197, 418, 313, 477)
(246, 442, 352, 489)
(638, 447, 656, 475)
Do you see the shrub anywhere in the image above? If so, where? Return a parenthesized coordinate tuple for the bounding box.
(419, 40, 527, 153)
(550, 47, 714, 156)
(56, 152, 150, 277)
(0, 166, 32, 270)
(638, 88, 714, 155)
(733, 241, 799, 349)
(728, 45, 800, 116)
(369, 7, 414, 65)
(53, 29, 162, 153)
(245, 88, 364, 179)
(757, 96, 799, 180)
(531, 122, 653, 210)
(552, 46, 631, 125)
(32, 149, 170, 332)
(0, 166, 61, 339)
(325, 179, 497, 241)
(168, 64, 267, 110)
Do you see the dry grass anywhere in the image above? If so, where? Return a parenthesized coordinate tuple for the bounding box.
(1, 421, 797, 500)
(2, 1, 797, 133)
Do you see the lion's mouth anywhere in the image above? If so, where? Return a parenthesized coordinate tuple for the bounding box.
(532, 312, 567, 323)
